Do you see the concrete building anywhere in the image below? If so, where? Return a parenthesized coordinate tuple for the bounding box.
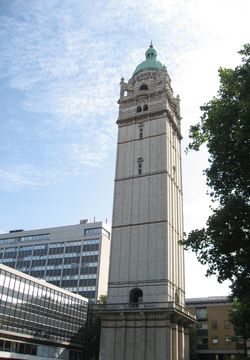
(94, 44, 195, 359)
(0, 220, 110, 301)
(186, 296, 248, 359)
(0, 264, 88, 360)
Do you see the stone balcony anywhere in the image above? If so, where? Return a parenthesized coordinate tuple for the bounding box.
(92, 301, 196, 324)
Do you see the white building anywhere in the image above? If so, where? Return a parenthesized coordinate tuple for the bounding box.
(0, 220, 110, 301)
(94, 44, 195, 359)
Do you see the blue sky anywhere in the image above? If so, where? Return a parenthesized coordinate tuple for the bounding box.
(0, 0, 249, 297)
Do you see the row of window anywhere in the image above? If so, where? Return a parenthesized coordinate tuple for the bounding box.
(211, 319, 231, 329)
(0, 234, 50, 244)
(197, 335, 233, 346)
(197, 319, 231, 330)
(212, 336, 233, 344)
(0, 226, 108, 245)
(0, 339, 82, 360)
(0, 239, 99, 253)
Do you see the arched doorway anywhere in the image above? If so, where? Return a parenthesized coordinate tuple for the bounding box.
(129, 288, 143, 304)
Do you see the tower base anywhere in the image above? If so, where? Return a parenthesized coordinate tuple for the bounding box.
(93, 302, 195, 360)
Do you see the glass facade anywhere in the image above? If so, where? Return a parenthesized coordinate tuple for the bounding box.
(0, 264, 88, 359)
(0, 223, 110, 300)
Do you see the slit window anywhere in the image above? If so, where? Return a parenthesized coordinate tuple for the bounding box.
(137, 157, 143, 175)
(139, 127, 143, 139)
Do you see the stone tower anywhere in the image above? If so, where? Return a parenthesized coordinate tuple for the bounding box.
(94, 44, 195, 360)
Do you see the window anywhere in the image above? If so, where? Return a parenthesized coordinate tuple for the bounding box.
(84, 228, 101, 236)
(224, 320, 231, 329)
(196, 322, 208, 330)
(137, 106, 142, 113)
(129, 288, 143, 304)
(196, 308, 207, 320)
(212, 336, 219, 344)
(140, 84, 148, 91)
(143, 104, 148, 111)
(225, 336, 232, 344)
(139, 127, 143, 139)
(197, 336, 208, 346)
(137, 157, 143, 175)
(211, 320, 218, 329)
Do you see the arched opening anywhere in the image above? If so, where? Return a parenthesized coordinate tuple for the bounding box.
(129, 288, 143, 304)
(143, 104, 148, 111)
(140, 84, 148, 91)
(137, 106, 142, 113)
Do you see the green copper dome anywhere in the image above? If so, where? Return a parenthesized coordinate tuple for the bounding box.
(133, 43, 164, 76)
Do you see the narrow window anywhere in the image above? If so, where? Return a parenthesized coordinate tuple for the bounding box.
(211, 320, 218, 329)
(138, 163, 142, 175)
(137, 106, 142, 113)
(224, 320, 231, 329)
(143, 104, 148, 111)
(139, 127, 143, 139)
(137, 157, 143, 175)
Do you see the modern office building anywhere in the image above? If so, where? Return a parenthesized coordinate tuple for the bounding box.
(0, 220, 110, 300)
(186, 296, 246, 359)
(94, 44, 195, 359)
(0, 264, 88, 360)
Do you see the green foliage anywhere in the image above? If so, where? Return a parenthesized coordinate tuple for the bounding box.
(97, 294, 107, 304)
(182, 44, 250, 341)
(230, 300, 250, 356)
(189, 326, 198, 360)
(84, 311, 101, 360)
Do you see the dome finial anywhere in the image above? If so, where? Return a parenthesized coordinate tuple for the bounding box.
(150, 40, 153, 48)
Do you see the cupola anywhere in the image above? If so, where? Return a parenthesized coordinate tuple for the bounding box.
(133, 42, 164, 76)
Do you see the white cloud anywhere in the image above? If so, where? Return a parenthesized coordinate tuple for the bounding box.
(0, 0, 249, 190)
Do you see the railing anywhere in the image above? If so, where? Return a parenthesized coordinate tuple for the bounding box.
(92, 301, 195, 319)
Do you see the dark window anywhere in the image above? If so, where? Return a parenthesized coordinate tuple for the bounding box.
(143, 104, 148, 111)
(140, 84, 148, 91)
(137, 106, 142, 113)
(137, 157, 143, 175)
(129, 288, 143, 304)
(139, 127, 143, 139)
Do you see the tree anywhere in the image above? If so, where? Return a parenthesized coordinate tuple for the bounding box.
(97, 294, 107, 304)
(230, 300, 250, 356)
(182, 44, 250, 348)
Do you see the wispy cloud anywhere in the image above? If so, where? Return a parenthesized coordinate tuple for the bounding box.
(0, 0, 249, 190)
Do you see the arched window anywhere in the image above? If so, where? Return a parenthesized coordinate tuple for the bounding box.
(137, 106, 142, 113)
(143, 104, 148, 111)
(140, 84, 148, 91)
(137, 157, 143, 175)
(129, 288, 143, 304)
